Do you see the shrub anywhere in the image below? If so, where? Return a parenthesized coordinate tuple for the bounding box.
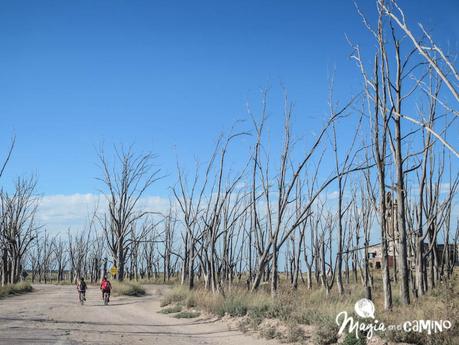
(342, 333, 366, 345)
(313, 319, 338, 345)
(160, 286, 190, 307)
(186, 295, 197, 308)
(173, 311, 201, 319)
(285, 323, 306, 343)
(237, 318, 250, 333)
(220, 295, 248, 317)
(112, 281, 145, 296)
(159, 305, 183, 314)
(0, 281, 32, 299)
(259, 325, 277, 339)
(265, 297, 294, 321)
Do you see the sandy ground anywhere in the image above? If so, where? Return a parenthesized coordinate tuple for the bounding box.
(0, 284, 281, 345)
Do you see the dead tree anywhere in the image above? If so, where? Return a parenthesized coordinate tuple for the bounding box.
(330, 98, 363, 294)
(361, 170, 376, 300)
(53, 236, 68, 282)
(174, 153, 217, 290)
(0, 176, 39, 285)
(318, 211, 336, 296)
(39, 231, 55, 283)
(248, 89, 367, 298)
(303, 201, 324, 290)
(97, 146, 160, 281)
(198, 133, 248, 294)
(380, 0, 459, 107)
(68, 229, 90, 283)
(87, 233, 104, 283)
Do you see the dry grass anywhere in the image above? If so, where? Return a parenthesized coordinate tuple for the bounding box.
(159, 305, 183, 314)
(0, 281, 33, 299)
(173, 311, 201, 319)
(378, 276, 459, 345)
(160, 273, 459, 344)
(112, 281, 146, 296)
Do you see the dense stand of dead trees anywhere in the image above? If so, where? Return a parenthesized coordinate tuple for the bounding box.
(168, 0, 458, 305)
(1, 1, 458, 318)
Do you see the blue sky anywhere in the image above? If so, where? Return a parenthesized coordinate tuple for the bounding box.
(0, 1, 458, 231)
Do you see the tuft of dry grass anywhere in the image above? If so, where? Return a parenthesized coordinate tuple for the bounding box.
(159, 285, 191, 307)
(0, 281, 33, 299)
(173, 311, 201, 319)
(112, 281, 145, 297)
(159, 305, 183, 314)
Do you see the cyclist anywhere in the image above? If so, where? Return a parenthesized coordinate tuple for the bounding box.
(77, 277, 87, 302)
(100, 276, 112, 302)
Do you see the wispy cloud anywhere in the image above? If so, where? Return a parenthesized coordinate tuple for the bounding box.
(37, 193, 170, 235)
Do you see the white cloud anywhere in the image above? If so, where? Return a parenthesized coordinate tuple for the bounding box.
(37, 193, 170, 235)
(135, 196, 171, 214)
(439, 183, 453, 194)
(326, 190, 340, 200)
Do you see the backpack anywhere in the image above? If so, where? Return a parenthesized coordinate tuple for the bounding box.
(101, 280, 109, 290)
(79, 281, 87, 291)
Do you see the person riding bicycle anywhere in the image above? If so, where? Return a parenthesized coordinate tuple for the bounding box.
(100, 276, 112, 302)
(77, 277, 87, 302)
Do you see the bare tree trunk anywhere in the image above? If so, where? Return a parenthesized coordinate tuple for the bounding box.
(393, 40, 410, 306)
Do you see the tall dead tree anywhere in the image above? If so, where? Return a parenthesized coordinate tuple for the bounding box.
(0, 176, 39, 285)
(174, 153, 217, 290)
(53, 236, 68, 282)
(350, 27, 394, 308)
(249, 92, 367, 297)
(161, 209, 176, 283)
(331, 104, 363, 295)
(351, 0, 429, 309)
(97, 146, 160, 281)
(67, 229, 90, 283)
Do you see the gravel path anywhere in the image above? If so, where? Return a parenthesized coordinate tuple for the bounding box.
(0, 284, 279, 345)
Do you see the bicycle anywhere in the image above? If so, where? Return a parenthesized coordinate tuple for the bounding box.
(103, 291, 110, 305)
(78, 290, 86, 305)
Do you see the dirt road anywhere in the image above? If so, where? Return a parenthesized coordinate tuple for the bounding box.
(0, 284, 279, 345)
